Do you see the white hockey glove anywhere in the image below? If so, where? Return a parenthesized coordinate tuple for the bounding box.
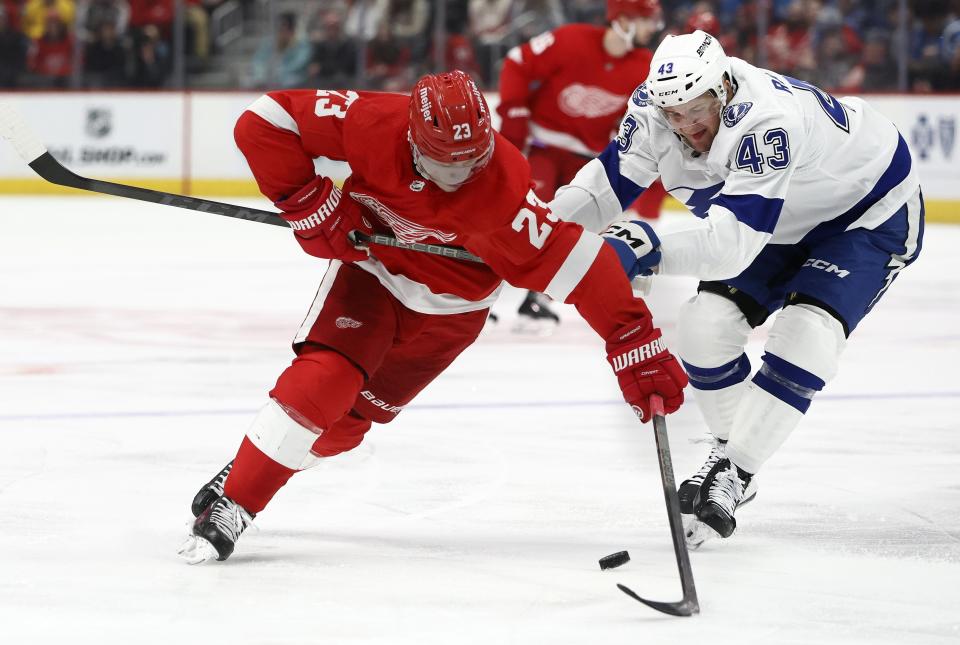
(602, 220, 662, 281)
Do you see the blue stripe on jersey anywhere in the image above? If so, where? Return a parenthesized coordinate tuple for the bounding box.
(676, 181, 726, 218)
(682, 354, 751, 391)
(598, 141, 645, 209)
(713, 193, 785, 234)
(800, 134, 913, 245)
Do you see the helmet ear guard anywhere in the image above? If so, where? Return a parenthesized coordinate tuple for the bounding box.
(646, 30, 731, 109)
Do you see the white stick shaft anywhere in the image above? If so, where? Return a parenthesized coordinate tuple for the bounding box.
(0, 102, 49, 163)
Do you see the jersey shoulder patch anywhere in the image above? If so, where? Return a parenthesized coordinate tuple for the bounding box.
(722, 102, 753, 127)
(631, 83, 651, 108)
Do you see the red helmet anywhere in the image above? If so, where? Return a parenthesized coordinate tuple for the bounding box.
(607, 0, 661, 21)
(686, 10, 720, 35)
(408, 70, 493, 166)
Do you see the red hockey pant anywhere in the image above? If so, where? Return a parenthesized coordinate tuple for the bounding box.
(273, 261, 489, 457)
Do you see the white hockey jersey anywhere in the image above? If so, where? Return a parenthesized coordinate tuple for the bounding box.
(552, 57, 922, 281)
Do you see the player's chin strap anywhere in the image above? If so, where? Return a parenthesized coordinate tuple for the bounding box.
(0, 101, 485, 264)
(611, 19, 636, 50)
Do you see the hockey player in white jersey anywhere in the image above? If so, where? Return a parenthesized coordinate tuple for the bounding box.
(552, 30, 924, 544)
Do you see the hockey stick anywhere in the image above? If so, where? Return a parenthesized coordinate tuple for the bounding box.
(618, 394, 700, 616)
(0, 102, 485, 264)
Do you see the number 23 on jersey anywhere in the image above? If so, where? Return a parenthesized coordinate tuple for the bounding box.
(314, 90, 360, 118)
(512, 189, 559, 249)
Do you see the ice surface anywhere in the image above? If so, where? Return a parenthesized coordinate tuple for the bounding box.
(0, 197, 957, 644)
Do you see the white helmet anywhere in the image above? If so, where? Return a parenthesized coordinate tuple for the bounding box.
(646, 30, 731, 108)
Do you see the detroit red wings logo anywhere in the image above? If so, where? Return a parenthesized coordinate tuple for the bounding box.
(558, 84, 628, 119)
(349, 192, 457, 244)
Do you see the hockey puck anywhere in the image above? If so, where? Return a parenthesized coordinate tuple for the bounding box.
(599, 550, 630, 570)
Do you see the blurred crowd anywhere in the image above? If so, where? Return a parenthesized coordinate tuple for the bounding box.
(0, 0, 958, 91)
(0, 0, 224, 87)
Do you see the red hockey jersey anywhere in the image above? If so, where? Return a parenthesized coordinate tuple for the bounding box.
(497, 24, 653, 156)
(233, 89, 653, 339)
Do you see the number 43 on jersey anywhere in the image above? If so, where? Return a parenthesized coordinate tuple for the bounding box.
(736, 128, 790, 174)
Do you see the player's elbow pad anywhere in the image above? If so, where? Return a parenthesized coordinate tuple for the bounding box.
(233, 110, 261, 156)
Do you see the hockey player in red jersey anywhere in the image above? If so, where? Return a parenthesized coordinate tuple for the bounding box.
(177, 71, 688, 563)
(497, 0, 670, 328)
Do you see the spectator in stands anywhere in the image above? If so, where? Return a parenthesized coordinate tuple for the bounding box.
(390, 0, 429, 55)
(833, 0, 869, 33)
(909, 0, 953, 90)
(84, 19, 129, 87)
(129, 22, 169, 86)
(250, 11, 310, 89)
(308, 8, 356, 87)
(845, 27, 899, 91)
(128, 0, 173, 38)
(366, 20, 411, 90)
(806, 5, 862, 90)
(78, 0, 130, 41)
(811, 24, 860, 91)
(714, 0, 754, 60)
(27, 13, 74, 87)
(945, 11, 960, 88)
(765, 0, 817, 76)
(1, 1, 21, 30)
(441, 1, 482, 83)
(0, 6, 28, 87)
(684, 3, 740, 55)
(184, 0, 210, 63)
(22, 0, 75, 40)
(445, 31, 482, 80)
(344, 0, 388, 42)
(468, 0, 512, 84)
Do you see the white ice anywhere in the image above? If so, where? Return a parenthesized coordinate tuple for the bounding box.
(0, 196, 958, 645)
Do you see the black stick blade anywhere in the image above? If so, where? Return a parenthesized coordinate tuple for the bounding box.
(617, 583, 700, 617)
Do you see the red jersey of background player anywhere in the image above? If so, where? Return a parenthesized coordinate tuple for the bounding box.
(236, 87, 649, 338)
(498, 22, 652, 158)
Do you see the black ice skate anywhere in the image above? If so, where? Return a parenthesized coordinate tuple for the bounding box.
(677, 438, 727, 514)
(191, 460, 234, 517)
(178, 495, 254, 564)
(695, 458, 758, 538)
(513, 290, 560, 334)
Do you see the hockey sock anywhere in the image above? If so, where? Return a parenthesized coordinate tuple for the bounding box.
(677, 292, 753, 440)
(224, 435, 297, 514)
(682, 354, 751, 441)
(726, 304, 845, 473)
(222, 350, 366, 512)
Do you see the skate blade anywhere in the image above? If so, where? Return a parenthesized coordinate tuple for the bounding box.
(683, 517, 720, 550)
(177, 534, 220, 565)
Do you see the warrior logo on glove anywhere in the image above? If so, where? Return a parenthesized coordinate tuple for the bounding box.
(610, 335, 667, 372)
(605, 324, 687, 422)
